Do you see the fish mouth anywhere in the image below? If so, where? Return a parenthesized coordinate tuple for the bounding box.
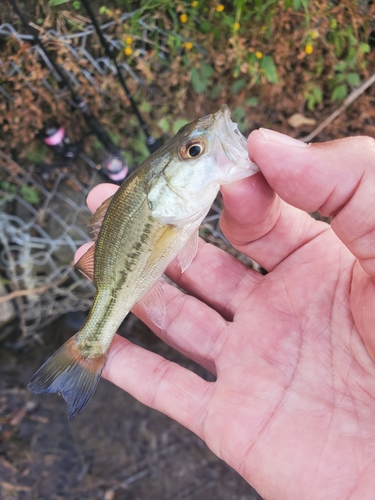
(214, 104, 249, 161)
(212, 104, 259, 182)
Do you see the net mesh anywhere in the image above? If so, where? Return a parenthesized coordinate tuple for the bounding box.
(0, 151, 97, 344)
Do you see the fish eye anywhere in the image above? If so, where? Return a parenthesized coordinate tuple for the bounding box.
(189, 145, 202, 157)
(180, 140, 205, 159)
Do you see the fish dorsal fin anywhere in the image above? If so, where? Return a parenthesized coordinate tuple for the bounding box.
(178, 229, 199, 273)
(75, 244, 95, 282)
(146, 226, 179, 270)
(89, 194, 114, 240)
(140, 279, 166, 329)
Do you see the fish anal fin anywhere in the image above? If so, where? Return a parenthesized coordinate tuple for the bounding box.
(146, 226, 178, 270)
(28, 334, 106, 419)
(140, 279, 166, 329)
(75, 244, 95, 282)
(178, 230, 199, 273)
(89, 194, 114, 240)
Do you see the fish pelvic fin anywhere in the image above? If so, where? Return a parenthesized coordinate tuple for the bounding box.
(28, 334, 106, 419)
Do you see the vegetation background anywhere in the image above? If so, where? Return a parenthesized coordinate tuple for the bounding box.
(1, 0, 375, 166)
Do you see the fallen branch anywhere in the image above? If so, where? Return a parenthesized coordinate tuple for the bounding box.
(301, 72, 375, 143)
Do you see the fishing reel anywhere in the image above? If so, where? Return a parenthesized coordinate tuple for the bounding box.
(42, 121, 80, 163)
(38, 120, 128, 184)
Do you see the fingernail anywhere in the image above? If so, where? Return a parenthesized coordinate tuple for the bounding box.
(259, 128, 308, 147)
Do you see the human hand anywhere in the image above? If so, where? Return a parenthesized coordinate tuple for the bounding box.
(76, 130, 375, 500)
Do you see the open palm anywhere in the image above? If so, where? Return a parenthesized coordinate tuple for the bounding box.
(77, 130, 375, 500)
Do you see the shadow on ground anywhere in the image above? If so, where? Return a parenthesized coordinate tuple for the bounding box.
(0, 313, 263, 500)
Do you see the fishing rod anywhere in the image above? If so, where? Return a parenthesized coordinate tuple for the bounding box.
(8, 0, 128, 182)
(80, 0, 161, 153)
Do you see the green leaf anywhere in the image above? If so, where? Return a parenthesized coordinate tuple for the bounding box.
(346, 72, 360, 86)
(359, 43, 371, 54)
(108, 131, 121, 147)
(284, 0, 292, 8)
(157, 117, 170, 133)
(201, 62, 214, 79)
(172, 118, 189, 135)
(346, 47, 357, 64)
(140, 102, 152, 113)
(210, 84, 223, 99)
(191, 67, 207, 93)
(312, 86, 323, 102)
(191, 64, 214, 94)
(231, 79, 246, 94)
(246, 96, 259, 107)
(232, 107, 247, 132)
(24, 144, 48, 163)
(293, 0, 301, 10)
(19, 185, 41, 204)
(306, 94, 315, 111)
(348, 34, 357, 46)
(199, 21, 212, 33)
(331, 84, 347, 101)
(91, 136, 104, 151)
(333, 73, 347, 84)
(305, 83, 323, 111)
(49, 0, 70, 5)
(131, 138, 149, 158)
(260, 55, 279, 84)
(334, 61, 347, 72)
(232, 106, 246, 121)
(222, 16, 235, 27)
(167, 7, 178, 25)
(0, 181, 16, 193)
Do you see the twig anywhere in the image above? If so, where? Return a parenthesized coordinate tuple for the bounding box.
(301, 72, 375, 143)
(0, 274, 69, 304)
(0, 480, 31, 492)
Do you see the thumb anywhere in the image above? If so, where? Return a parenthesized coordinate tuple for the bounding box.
(248, 130, 375, 277)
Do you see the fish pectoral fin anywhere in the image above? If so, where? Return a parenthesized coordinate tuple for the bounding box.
(146, 226, 179, 270)
(75, 243, 95, 282)
(178, 229, 199, 273)
(90, 194, 114, 240)
(139, 279, 166, 329)
(28, 334, 106, 419)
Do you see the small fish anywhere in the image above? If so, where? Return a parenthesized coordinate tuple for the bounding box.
(28, 105, 259, 418)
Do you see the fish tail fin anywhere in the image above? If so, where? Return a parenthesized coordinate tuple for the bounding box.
(28, 333, 106, 419)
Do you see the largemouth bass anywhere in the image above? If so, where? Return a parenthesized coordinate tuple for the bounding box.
(28, 105, 259, 418)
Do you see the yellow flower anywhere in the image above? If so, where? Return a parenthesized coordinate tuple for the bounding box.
(233, 22, 240, 31)
(216, 4, 225, 12)
(125, 36, 133, 45)
(255, 51, 263, 59)
(124, 46, 133, 56)
(191, 1, 198, 7)
(310, 30, 319, 40)
(183, 41, 193, 50)
(180, 13, 188, 23)
(305, 44, 313, 55)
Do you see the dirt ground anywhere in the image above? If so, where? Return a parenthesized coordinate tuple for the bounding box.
(0, 312, 262, 500)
